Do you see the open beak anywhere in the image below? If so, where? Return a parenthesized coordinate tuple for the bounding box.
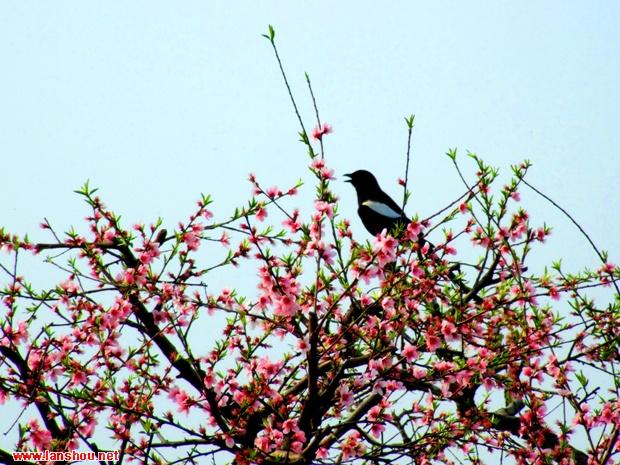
(343, 173, 352, 183)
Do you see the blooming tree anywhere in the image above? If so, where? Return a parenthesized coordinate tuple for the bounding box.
(1, 26, 619, 465)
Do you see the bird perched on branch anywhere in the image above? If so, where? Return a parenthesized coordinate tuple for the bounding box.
(343, 170, 410, 236)
(344, 169, 483, 304)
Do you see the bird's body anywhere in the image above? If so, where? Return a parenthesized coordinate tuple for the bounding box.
(345, 169, 483, 303)
(344, 170, 410, 236)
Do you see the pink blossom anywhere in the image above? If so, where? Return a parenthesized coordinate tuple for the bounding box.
(274, 293, 298, 317)
(59, 278, 79, 294)
(219, 231, 230, 247)
(311, 122, 333, 141)
(138, 242, 160, 265)
(182, 230, 201, 251)
(256, 357, 284, 379)
(511, 280, 538, 306)
(315, 200, 334, 219)
(548, 286, 560, 301)
(482, 377, 496, 390)
(1, 321, 28, 346)
(402, 344, 418, 362)
(256, 207, 267, 222)
(443, 245, 457, 255)
(412, 366, 427, 379)
(425, 333, 441, 352)
(78, 417, 97, 438)
(283, 211, 302, 233)
(351, 260, 382, 284)
(337, 384, 354, 409)
(440, 320, 459, 342)
(297, 337, 309, 353)
(203, 371, 215, 388)
(455, 370, 473, 388)
(28, 419, 52, 449)
(316, 447, 328, 459)
(405, 221, 423, 240)
(71, 363, 88, 385)
(370, 422, 386, 437)
(103, 228, 117, 242)
(345, 431, 366, 459)
(168, 387, 192, 414)
(600, 262, 617, 274)
(282, 419, 298, 434)
(409, 260, 425, 278)
(535, 227, 547, 242)
(257, 293, 272, 310)
(266, 186, 281, 198)
(373, 230, 397, 267)
(319, 166, 335, 180)
(434, 360, 454, 372)
(368, 405, 382, 421)
(440, 380, 453, 397)
(101, 297, 133, 330)
(254, 435, 272, 453)
(217, 288, 234, 307)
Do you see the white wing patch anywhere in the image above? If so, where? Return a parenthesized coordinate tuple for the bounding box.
(362, 200, 402, 218)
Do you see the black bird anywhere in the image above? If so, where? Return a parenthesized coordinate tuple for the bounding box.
(344, 169, 483, 303)
(343, 170, 410, 236)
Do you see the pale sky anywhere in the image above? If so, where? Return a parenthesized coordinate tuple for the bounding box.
(0, 3, 618, 321)
(1, 2, 618, 273)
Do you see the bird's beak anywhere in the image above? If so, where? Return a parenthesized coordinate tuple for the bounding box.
(343, 173, 352, 183)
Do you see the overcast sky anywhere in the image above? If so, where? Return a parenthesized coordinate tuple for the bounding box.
(1, 2, 618, 273)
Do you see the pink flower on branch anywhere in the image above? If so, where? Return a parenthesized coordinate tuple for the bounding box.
(440, 320, 459, 342)
(311, 122, 333, 141)
(28, 419, 52, 449)
(255, 206, 268, 222)
(373, 230, 397, 267)
(310, 158, 336, 180)
(182, 223, 204, 251)
(425, 333, 441, 352)
(314, 200, 334, 219)
(2, 154, 617, 464)
(282, 209, 302, 233)
(274, 293, 299, 317)
(168, 387, 194, 414)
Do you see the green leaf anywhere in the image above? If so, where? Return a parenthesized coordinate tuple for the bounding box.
(262, 24, 276, 42)
(446, 148, 457, 160)
(405, 114, 415, 129)
(575, 370, 588, 387)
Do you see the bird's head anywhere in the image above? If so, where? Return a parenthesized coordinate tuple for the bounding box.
(343, 170, 381, 191)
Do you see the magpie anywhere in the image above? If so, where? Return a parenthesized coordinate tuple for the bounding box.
(343, 170, 410, 236)
(344, 169, 483, 303)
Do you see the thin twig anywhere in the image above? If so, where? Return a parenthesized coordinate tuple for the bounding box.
(522, 179, 620, 296)
(266, 32, 308, 141)
(402, 115, 415, 211)
(305, 73, 325, 159)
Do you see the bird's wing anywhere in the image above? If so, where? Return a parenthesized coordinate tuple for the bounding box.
(361, 200, 403, 219)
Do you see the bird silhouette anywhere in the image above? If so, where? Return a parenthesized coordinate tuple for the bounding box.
(343, 170, 410, 236)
